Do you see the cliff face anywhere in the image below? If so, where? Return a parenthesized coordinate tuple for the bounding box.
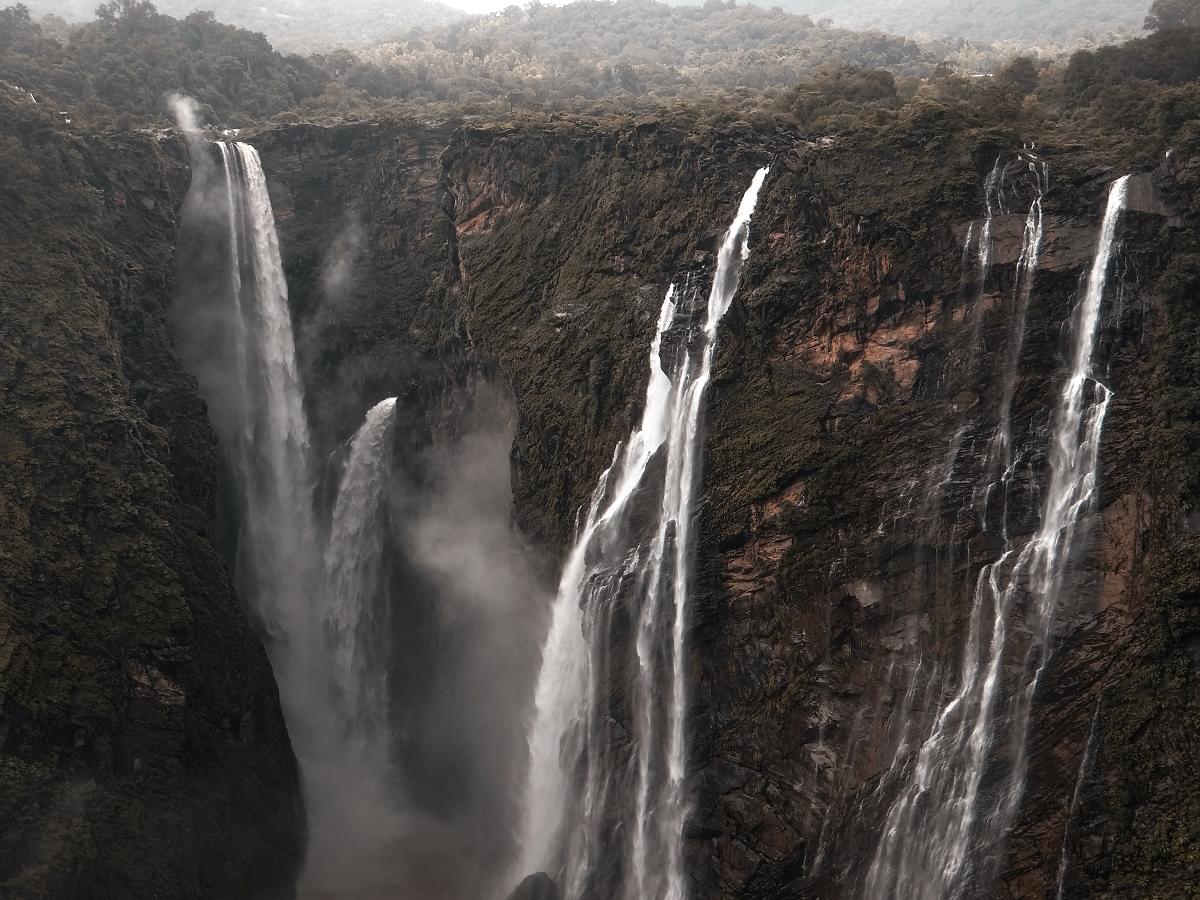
(0, 99, 304, 898)
(257, 112, 1200, 899)
(3, 89, 1199, 900)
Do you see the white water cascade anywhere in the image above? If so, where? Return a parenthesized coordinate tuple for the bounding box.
(303, 395, 405, 895)
(182, 138, 407, 894)
(325, 396, 399, 764)
(977, 152, 1048, 533)
(214, 141, 321, 693)
(863, 175, 1130, 900)
(518, 167, 769, 900)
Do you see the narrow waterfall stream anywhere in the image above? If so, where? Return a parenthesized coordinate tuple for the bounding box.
(519, 167, 769, 900)
(978, 151, 1048, 532)
(325, 396, 399, 754)
(862, 175, 1130, 900)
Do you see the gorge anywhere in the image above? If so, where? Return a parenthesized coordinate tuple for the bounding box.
(2, 48, 1200, 900)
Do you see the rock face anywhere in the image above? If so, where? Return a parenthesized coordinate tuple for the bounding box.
(0, 99, 304, 896)
(256, 114, 1200, 900)
(3, 92, 1199, 899)
(506, 872, 561, 900)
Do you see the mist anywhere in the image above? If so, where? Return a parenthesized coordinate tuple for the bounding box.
(286, 382, 550, 900)
(169, 95, 550, 900)
(320, 211, 367, 304)
(390, 384, 551, 899)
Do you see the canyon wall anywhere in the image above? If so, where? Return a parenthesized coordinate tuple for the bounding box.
(0, 99, 304, 897)
(257, 112, 1199, 899)
(3, 87, 1198, 898)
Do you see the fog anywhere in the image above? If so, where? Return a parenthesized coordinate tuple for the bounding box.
(26, 0, 1147, 55)
(320, 211, 367, 305)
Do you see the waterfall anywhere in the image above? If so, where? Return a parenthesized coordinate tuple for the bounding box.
(518, 167, 769, 900)
(325, 396, 399, 760)
(977, 152, 1048, 534)
(863, 175, 1129, 900)
(178, 137, 407, 894)
(213, 141, 320, 686)
(1055, 698, 1102, 900)
(978, 155, 1003, 277)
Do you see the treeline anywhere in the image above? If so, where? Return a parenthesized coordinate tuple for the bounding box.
(1055, 8, 1200, 169)
(3, 0, 1200, 148)
(348, 1, 942, 109)
(765, 0, 1144, 45)
(767, 1, 1200, 191)
(0, 0, 954, 125)
(0, 0, 328, 124)
(22, 0, 462, 54)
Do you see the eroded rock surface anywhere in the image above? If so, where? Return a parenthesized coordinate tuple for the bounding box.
(3, 92, 1199, 899)
(0, 98, 303, 899)
(257, 115, 1199, 900)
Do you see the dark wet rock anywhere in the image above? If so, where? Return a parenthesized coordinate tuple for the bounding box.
(255, 114, 1200, 900)
(506, 872, 561, 900)
(3, 86, 1199, 899)
(0, 96, 304, 898)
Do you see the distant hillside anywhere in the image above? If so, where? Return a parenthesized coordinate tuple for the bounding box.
(364, 0, 941, 102)
(23, 0, 463, 51)
(738, 0, 1147, 45)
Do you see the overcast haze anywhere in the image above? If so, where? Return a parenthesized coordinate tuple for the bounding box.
(20, 0, 1147, 51)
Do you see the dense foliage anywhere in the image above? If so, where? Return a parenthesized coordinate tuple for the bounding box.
(756, 0, 1146, 45)
(2, 0, 1200, 150)
(0, 0, 948, 123)
(0, 1, 328, 124)
(23, 0, 461, 53)
(1144, 0, 1200, 30)
(351, 1, 941, 108)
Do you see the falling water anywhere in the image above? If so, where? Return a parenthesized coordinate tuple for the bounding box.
(1055, 698, 1102, 900)
(978, 155, 1004, 277)
(325, 397, 399, 759)
(518, 167, 769, 900)
(863, 175, 1129, 900)
(180, 137, 408, 894)
(977, 153, 1048, 534)
(212, 141, 320, 684)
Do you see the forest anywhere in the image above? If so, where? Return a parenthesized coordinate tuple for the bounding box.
(22, 0, 461, 52)
(2, 0, 1199, 150)
(764, 0, 1144, 44)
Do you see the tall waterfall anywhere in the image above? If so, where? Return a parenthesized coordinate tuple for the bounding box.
(325, 396, 399, 764)
(863, 175, 1130, 900)
(304, 395, 404, 895)
(213, 141, 320, 691)
(518, 167, 769, 900)
(178, 136, 406, 895)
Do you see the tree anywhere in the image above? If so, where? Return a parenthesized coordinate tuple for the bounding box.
(998, 56, 1039, 94)
(1144, 0, 1200, 31)
(96, 0, 157, 22)
(0, 4, 40, 50)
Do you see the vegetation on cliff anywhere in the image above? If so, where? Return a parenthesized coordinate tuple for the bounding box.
(0, 0, 329, 125)
(1, 0, 1199, 897)
(1, 0, 1199, 141)
(0, 96, 304, 899)
(23, 0, 461, 52)
(761, 0, 1144, 45)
